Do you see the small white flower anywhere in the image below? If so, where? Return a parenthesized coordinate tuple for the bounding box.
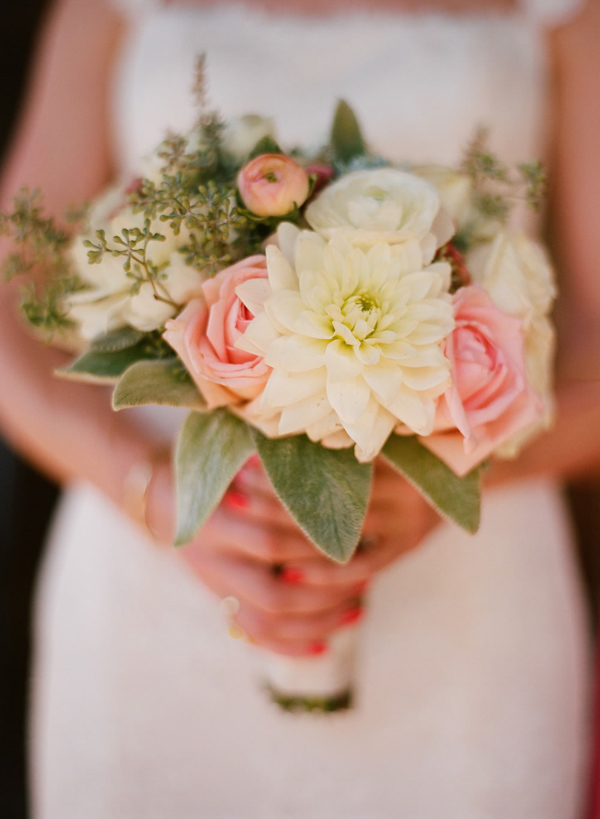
(305, 168, 451, 263)
(67, 185, 204, 339)
(237, 226, 454, 461)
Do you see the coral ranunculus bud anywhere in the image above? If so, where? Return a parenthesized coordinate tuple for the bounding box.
(237, 153, 310, 217)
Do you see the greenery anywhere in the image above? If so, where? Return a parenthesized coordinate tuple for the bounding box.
(460, 127, 547, 224)
(0, 188, 84, 333)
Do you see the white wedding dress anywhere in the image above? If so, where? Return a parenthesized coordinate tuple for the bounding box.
(31, 1, 591, 817)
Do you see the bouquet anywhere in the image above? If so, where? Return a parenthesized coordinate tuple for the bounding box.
(2, 86, 555, 711)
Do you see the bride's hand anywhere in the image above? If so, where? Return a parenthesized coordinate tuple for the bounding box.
(161, 455, 439, 657)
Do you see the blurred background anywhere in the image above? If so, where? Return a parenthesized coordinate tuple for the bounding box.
(0, 4, 57, 818)
(0, 3, 599, 818)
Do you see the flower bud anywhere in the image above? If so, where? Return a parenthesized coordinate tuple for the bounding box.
(237, 154, 310, 217)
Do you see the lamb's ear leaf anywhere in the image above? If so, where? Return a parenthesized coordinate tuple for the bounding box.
(174, 410, 255, 546)
(89, 326, 145, 353)
(57, 341, 162, 383)
(112, 358, 206, 411)
(382, 434, 481, 534)
(252, 431, 372, 563)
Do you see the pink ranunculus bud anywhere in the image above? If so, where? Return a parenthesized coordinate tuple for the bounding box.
(237, 154, 310, 217)
(422, 285, 544, 475)
(304, 162, 335, 195)
(163, 256, 272, 409)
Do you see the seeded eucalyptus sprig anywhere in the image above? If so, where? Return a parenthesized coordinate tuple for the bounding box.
(461, 127, 547, 222)
(0, 188, 71, 280)
(0, 188, 86, 334)
(83, 221, 178, 307)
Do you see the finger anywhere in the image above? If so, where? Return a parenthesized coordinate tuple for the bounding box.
(278, 533, 422, 588)
(200, 506, 319, 564)
(236, 596, 365, 644)
(221, 480, 309, 534)
(182, 546, 356, 616)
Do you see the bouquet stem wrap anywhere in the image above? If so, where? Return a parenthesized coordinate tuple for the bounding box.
(260, 628, 360, 713)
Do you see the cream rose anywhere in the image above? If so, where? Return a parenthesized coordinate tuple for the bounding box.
(423, 286, 544, 475)
(412, 164, 473, 230)
(163, 255, 271, 409)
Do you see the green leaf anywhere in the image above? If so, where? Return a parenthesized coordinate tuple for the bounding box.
(174, 410, 255, 546)
(252, 432, 372, 563)
(247, 136, 283, 160)
(330, 100, 366, 164)
(112, 358, 207, 411)
(57, 340, 163, 383)
(382, 435, 481, 533)
(89, 326, 145, 353)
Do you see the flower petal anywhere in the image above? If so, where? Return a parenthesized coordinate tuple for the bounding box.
(326, 375, 371, 425)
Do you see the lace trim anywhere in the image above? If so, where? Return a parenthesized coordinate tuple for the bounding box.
(520, 0, 585, 26)
(109, 0, 161, 17)
(112, 0, 585, 26)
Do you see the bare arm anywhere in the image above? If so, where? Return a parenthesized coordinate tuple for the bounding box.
(0, 0, 158, 507)
(490, 0, 600, 484)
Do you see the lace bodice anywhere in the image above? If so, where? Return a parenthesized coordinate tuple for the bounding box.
(110, 0, 583, 180)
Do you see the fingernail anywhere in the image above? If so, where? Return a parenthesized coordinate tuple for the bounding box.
(339, 606, 364, 627)
(307, 641, 328, 656)
(223, 488, 250, 510)
(246, 454, 261, 468)
(280, 567, 305, 584)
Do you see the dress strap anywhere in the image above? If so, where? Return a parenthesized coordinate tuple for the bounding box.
(519, 0, 586, 27)
(109, 0, 162, 19)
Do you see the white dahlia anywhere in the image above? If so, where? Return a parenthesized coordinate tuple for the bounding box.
(236, 225, 454, 461)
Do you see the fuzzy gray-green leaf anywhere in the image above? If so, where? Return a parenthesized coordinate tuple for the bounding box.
(174, 410, 255, 546)
(330, 100, 366, 164)
(382, 435, 481, 533)
(58, 341, 162, 383)
(252, 432, 372, 563)
(112, 358, 207, 411)
(89, 326, 145, 353)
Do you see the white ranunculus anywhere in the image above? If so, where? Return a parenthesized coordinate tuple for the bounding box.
(467, 231, 557, 452)
(236, 227, 454, 461)
(305, 168, 451, 263)
(67, 185, 204, 339)
(220, 114, 276, 164)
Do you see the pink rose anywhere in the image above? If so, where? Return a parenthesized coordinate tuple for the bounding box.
(237, 153, 310, 217)
(163, 256, 271, 409)
(422, 286, 544, 475)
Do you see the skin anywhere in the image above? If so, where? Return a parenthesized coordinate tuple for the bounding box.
(0, 0, 599, 656)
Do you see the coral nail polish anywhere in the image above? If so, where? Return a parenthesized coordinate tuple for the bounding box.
(339, 606, 364, 627)
(280, 567, 305, 584)
(223, 489, 250, 510)
(307, 641, 328, 656)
